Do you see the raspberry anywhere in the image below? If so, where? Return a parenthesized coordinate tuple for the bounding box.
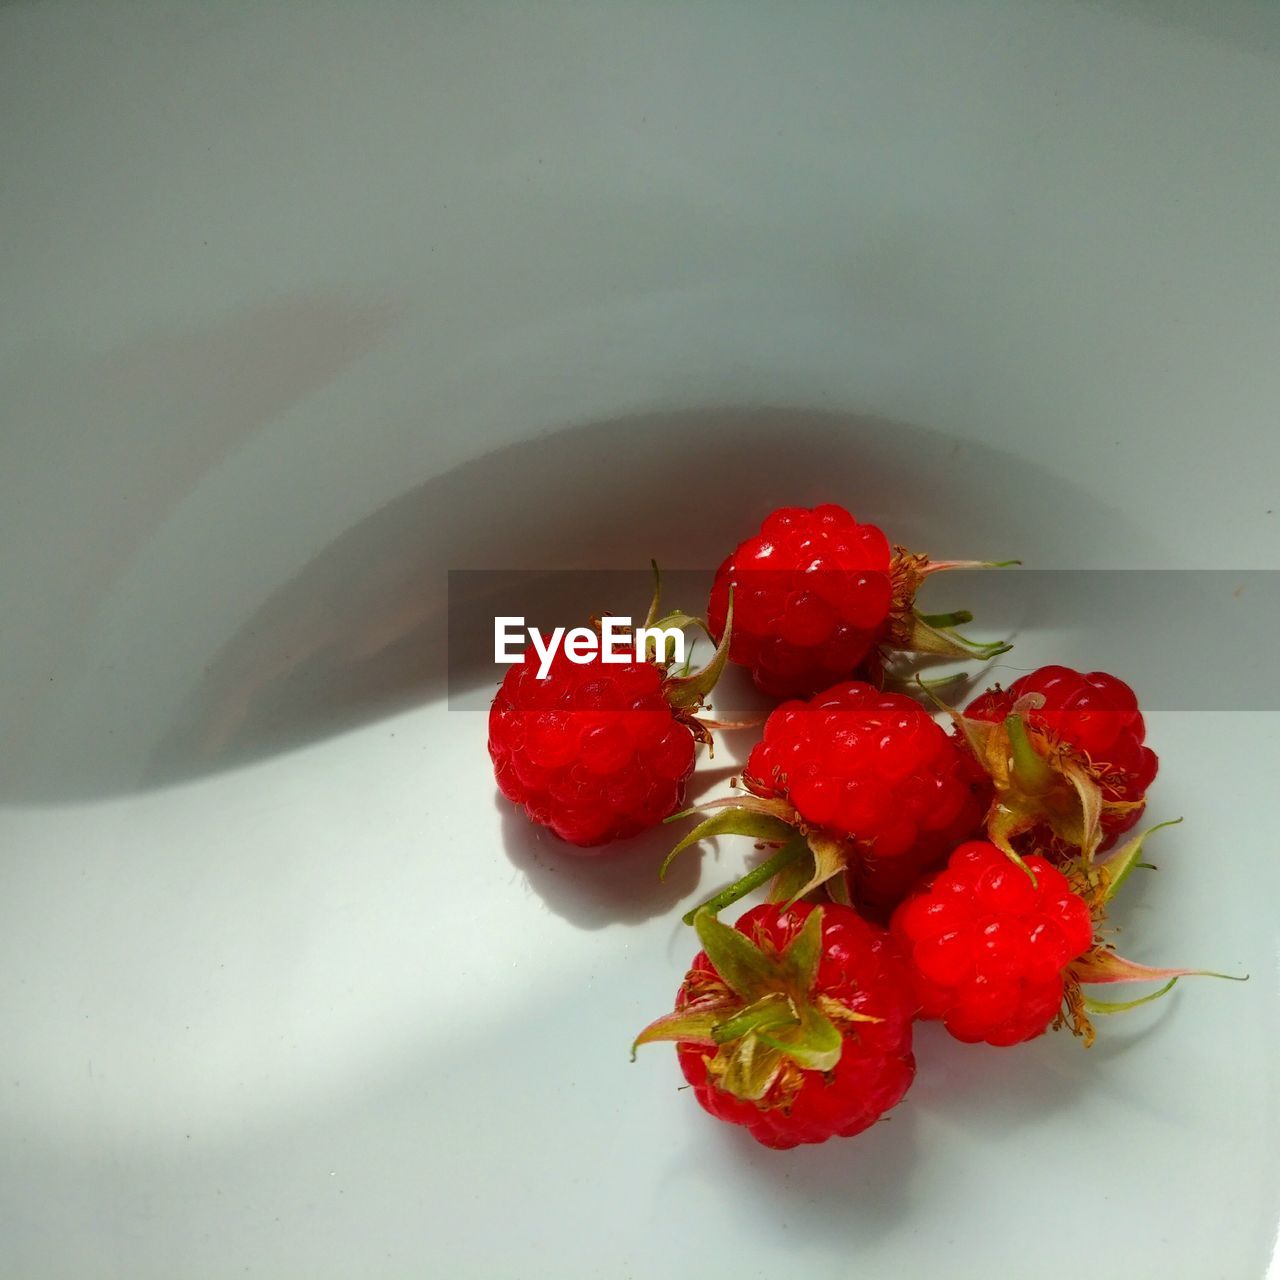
(707, 503, 1009, 698)
(960, 665, 1158, 858)
(891, 841, 1095, 1046)
(635, 902, 916, 1148)
(489, 646, 701, 847)
(741, 681, 989, 918)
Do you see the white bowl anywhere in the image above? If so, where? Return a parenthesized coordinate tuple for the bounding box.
(2, 4, 1277, 1277)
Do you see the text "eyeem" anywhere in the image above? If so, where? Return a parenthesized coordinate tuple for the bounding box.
(494, 616, 686, 679)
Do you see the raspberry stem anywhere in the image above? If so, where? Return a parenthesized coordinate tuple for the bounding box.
(680, 836, 807, 926)
(915, 609, 974, 629)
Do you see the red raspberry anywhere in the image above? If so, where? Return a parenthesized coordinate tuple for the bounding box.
(707, 503, 1008, 698)
(708, 505, 891, 698)
(635, 902, 916, 1148)
(961, 665, 1158, 857)
(489, 646, 699, 847)
(891, 841, 1095, 1046)
(742, 681, 989, 918)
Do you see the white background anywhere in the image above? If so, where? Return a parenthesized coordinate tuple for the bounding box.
(2, 3, 1278, 1276)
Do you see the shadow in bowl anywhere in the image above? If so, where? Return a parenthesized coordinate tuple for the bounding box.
(496, 758, 741, 929)
(497, 801, 702, 930)
(661, 1090, 921, 1244)
(6, 406, 1161, 802)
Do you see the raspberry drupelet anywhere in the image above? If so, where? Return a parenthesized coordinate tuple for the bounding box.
(891, 841, 1094, 1046)
(890, 830, 1235, 1048)
(669, 681, 989, 922)
(707, 503, 1010, 699)
(489, 578, 734, 848)
(489, 647, 700, 845)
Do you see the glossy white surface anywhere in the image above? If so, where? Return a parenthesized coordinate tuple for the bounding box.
(2, 3, 1278, 1277)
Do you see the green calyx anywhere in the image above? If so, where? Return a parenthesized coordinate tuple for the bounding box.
(623, 562, 732, 715)
(659, 800, 798, 881)
(1095, 817, 1183, 906)
(901, 612, 1014, 661)
(1068, 948, 1246, 988)
(1081, 979, 1180, 1017)
(631, 908, 873, 1102)
(915, 609, 974, 630)
(711, 992, 801, 1044)
(942, 692, 1118, 869)
(659, 798, 857, 924)
(632, 561, 716, 659)
(887, 548, 1017, 661)
(1005, 714, 1055, 795)
(1054, 820, 1247, 1044)
(662, 585, 734, 713)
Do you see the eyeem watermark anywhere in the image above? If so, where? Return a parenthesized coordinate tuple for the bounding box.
(495, 616, 686, 679)
(449, 568, 1280, 711)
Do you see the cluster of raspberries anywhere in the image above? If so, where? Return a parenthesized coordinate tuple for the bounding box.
(489, 503, 1225, 1149)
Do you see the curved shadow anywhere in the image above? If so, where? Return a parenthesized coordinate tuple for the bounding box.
(497, 801, 702, 931)
(496, 757, 744, 929)
(908, 997, 1187, 1141)
(6, 406, 1163, 801)
(663, 1100, 921, 1243)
